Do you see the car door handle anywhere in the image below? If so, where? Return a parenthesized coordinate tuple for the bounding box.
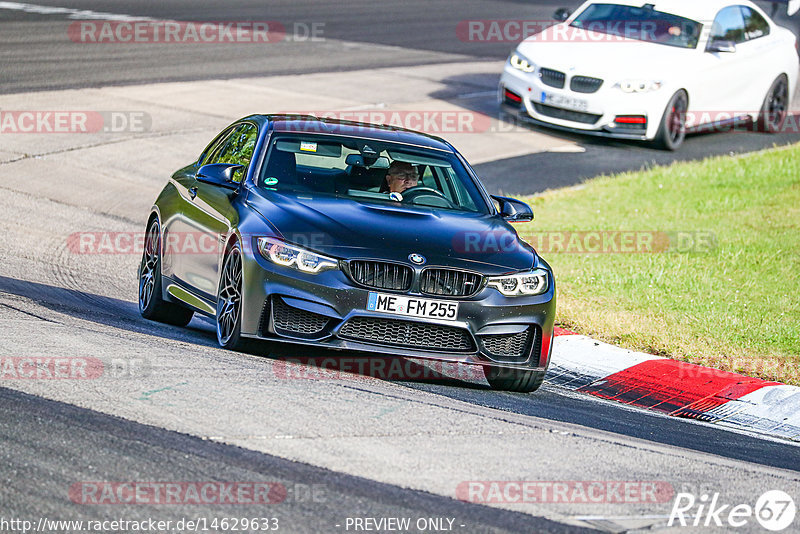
(188, 187, 198, 200)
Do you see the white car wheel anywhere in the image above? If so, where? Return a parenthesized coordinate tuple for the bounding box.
(654, 90, 688, 151)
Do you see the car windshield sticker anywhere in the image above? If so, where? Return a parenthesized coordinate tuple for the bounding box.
(389, 191, 403, 202)
(264, 177, 279, 186)
(300, 141, 317, 152)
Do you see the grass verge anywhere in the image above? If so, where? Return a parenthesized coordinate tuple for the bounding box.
(516, 143, 800, 385)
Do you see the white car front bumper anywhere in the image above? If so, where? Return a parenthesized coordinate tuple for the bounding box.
(499, 64, 669, 141)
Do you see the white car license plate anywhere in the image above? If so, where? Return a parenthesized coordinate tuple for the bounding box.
(367, 292, 458, 321)
(541, 91, 588, 112)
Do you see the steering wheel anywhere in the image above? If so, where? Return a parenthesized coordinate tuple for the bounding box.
(399, 186, 454, 208)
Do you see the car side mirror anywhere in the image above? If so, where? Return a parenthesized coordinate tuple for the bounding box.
(707, 38, 736, 53)
(492, 195, 534, 222)
(196, 163, 243, 189)
(553, 7, 572, 22)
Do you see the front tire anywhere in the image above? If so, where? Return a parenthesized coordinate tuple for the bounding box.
(216, 242, 248, 350)
(138, 218, 194, 327)
(757, 75, 789, 133)
(485, 366, 546, 393)
(653, 90, 688, 151)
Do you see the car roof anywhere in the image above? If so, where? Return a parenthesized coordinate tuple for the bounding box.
(240, 114, 455, 152)
(579, 0, 764, 23)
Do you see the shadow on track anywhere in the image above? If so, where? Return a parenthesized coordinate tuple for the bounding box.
(0, 275, 486, 390)
(396, 380, 800, 472)
(3, 275, 797, 471)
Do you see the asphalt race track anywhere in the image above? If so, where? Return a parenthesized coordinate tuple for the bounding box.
(1, 2, 799, 533)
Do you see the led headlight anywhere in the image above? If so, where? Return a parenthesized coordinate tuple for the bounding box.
(487, 268, 549, 296)
(509, 52, 536, 73)
(614, 80, 663, 93)
(257, 237, 338, 273)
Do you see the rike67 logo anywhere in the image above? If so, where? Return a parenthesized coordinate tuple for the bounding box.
(669, 490, 796, 531)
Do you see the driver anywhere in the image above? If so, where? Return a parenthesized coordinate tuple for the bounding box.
(383, 161, 419, 193)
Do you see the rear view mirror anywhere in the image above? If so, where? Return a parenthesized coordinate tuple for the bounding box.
(553, 7, 572, 22)
(492, 195, 534, 222)
(345, 154, 390, 169)
(196, 163, 243, 189)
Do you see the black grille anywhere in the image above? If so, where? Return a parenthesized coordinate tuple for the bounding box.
(480, 329, 534, 363)
(570, 75, 603, 94)
(339, 317, 474, 352)
(271, 297, 330, 337)
(482, 330, 530, 358)
(420, 269, 483, 297)
(349, 260, 412, 291)
(539, 68, 566, 89)
(533, 103, 602, 125)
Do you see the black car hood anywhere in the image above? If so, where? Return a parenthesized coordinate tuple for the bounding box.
(245, 190, 536, 274)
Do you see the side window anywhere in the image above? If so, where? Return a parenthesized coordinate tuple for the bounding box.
(741, 7, 770, 41)
(199, 127, 235, 165)
(440, 167, 478, 212)
(709, 6, 746, 44)
(419, 166, 437, 189)
(209, 123, 258, 182)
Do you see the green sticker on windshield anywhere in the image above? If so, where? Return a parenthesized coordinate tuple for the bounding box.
(264, 177, 279, 186)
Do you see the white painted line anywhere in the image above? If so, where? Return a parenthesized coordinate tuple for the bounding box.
(456, 90, 496, 99)
(547, 145, 586, 153)
(0, 1, 158, 21)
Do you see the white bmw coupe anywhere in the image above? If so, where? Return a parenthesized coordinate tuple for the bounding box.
(499, 0, 799, 149)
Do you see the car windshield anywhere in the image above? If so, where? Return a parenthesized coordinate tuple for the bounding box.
(257, 134, 490, 214)
(571, 3, 702, 49)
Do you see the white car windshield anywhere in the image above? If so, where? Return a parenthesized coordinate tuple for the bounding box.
(571, 3, 702, 49)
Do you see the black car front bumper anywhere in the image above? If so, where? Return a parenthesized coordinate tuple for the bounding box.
(240, 246, 556, 371)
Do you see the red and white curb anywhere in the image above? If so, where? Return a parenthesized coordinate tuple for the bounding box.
(546, 328, 800, 442)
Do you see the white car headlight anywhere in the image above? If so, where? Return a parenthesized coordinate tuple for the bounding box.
(614, 80, 663, 93)
(487, 268, 549, 296)
(509, 52, 536, 73)
(257, 237, 338, 273)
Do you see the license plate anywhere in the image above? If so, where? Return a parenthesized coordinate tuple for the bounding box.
(541, 91, 588, 112)
(367, 292, 459, 321)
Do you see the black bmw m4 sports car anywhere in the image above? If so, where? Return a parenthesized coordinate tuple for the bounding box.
(138, 115, 556, 392)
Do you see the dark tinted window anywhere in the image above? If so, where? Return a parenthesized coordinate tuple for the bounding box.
(258, 135, 489, 213)
(741, 6, 770, 40)
(571, 3, 702, 49)
(710, 6, 746, 43)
